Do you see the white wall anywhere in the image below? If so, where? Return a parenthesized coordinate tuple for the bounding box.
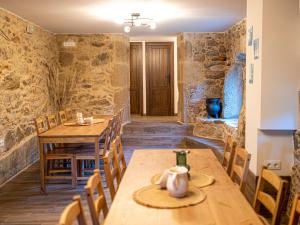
(260, 0, 300, 130)
(258, 130, 294, 176)
(246, 0, 300, 175)
(130, 36, 178, 115)
(246, 0, 263, 174)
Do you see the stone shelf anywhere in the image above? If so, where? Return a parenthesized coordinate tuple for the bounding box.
(193, 117, 238, 142)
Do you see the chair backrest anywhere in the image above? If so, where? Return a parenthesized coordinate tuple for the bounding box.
(288, 193, 300, 225)
(85, 169, 108, 225)
(103, 118, 115, 155)
(230, 147, 251, 190)
(253, 167, 288, 225)
(222, 135, 237, 175)
(46, 114, 57, 129)
(65, 108, 73, 120)
(117, 108, 124, 136)
(59, 111, 67, 124)
(58, 195, 87, 225)
(111, 115, 119, 140)
(35, 117, 48, 134)
(103, 149, 121, 200)
(111, 136, 127, 182)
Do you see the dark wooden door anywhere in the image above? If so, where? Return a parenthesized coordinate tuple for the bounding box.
(146, 42, 174, 116)
(130, 42, 143, 115)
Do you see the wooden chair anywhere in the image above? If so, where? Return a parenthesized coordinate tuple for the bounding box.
(253, 167, 288, 225)
(85, 169, 108, 225)
(35, 116, 48, 134)
(59, 110, 68, 124)
(230, 147, 251, 190)
(103, 117, 116, 156)
(58, 195, 87, 225)
(75, 118, 115, 180)
(65, 108, 73, 120)
(111, 136, 127, 182)
(222, 135, 237, 175)
(288, 193, 300, 225)
(103, 146, 121, 200)
(46, 114, 58, 129)
(117, 108, 125, 137)
(35, 117, 76, 188)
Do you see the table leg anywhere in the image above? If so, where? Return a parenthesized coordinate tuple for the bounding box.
(39, 139, 46, 193)
(95, 137, 100, 169)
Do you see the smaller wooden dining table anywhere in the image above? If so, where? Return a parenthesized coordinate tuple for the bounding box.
(38, 115, 112, 193)
(104, 149, 263, 225)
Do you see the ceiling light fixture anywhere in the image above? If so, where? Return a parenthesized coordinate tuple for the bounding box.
(121, 13, 157, 33)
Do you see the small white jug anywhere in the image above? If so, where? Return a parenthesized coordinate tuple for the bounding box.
(156, 169, 169, 189)
(166, 166, 189, 198)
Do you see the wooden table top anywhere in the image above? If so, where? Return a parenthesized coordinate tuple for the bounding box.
(38, 115, 112, 138)
(104, 149, 263, 225)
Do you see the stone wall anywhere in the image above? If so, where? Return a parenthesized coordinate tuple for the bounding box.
(180, 19, 247, 146)
(177, 33, 226, 123)
(225, 19, 246, 147)
(224, 19, 246, 66)
(0, 8, 58, 185)
(56, 34, 130, 122)
(0, 8, 130, 186)
(288, 131, 300, 213)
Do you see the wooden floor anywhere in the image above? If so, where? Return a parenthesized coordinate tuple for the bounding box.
(0, 162, 109, 225)
(0, 117, 289, 225)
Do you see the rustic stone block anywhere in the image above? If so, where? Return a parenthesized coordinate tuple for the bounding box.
(59, 52, 74, 67)
(205, 71, 225, 79)
(91, 52, 110, 66)
(3, 73, 20, 90)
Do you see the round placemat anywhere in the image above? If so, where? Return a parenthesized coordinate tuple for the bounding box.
(133, 185, 206, 209)
(151, 172, 214, 188)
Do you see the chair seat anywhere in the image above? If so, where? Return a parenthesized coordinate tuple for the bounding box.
(72, 148, 105, 160)
(258, 215, 270, 225)
(46, 149, 74, 160)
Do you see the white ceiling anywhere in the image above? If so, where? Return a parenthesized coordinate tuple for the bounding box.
(0, 0, 246, 36)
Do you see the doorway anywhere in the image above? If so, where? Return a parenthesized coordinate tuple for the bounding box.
(130, 42, 174, 116)
(130, 42, 143, 115)
(146, 42, 174, 116)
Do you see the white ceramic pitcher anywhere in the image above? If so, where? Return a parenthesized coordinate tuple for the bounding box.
(166, 166, 189, 198)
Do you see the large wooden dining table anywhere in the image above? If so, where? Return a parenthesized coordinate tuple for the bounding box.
(38, 115, 112, 193)
(104, 149, 263, 225)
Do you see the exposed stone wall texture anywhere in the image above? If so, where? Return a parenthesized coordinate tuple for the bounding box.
(177, 32, 227, 123)
(193, 118, 238, 143)
(224, 19, 246, 147)
(223, 62, 244, 119)
(288, 131, 300, 214)
(0, 8, 130, 186)
(56, 34, 130, 122)
(225, 19, 247, 147)
(0, 8, 58, 185)
(178, 19, 246, 146)
(224, 19, 246, 66)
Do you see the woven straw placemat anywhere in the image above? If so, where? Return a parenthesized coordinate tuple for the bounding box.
(151, 172, 214, 188)
(133, 185, 206, 209)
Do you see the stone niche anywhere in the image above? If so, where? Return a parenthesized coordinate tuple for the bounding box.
(223, 55, 245, 119)
(0, 8, 130, 186)
(177, 32, 226, 123)
(178, 19, 246, 145)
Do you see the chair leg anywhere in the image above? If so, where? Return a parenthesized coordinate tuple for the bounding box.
(71, 156, 77, 188)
